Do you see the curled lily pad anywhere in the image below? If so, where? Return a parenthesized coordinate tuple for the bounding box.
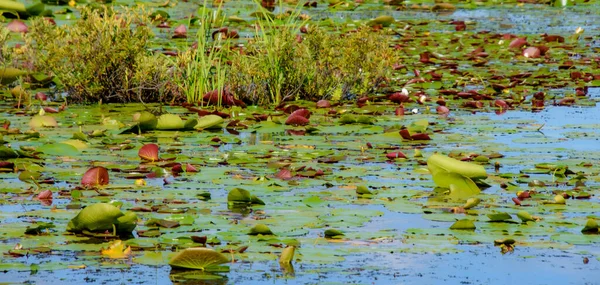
(66, 203, 137, 234)
(279, 246, 295, 264)
(133, 111, 157, 131)
(195, 115, 224, 130)
(0, 147, 18, 160)
(138, 144, 159, 162)
(156, 114, 184, 130)
(450, 219, 476, 230)
(367, 15, 394, 27)
(227, 188, 252, 203)
(463, 198, 480, 209)
(554, 195, 566, 205)
(0, 67, 28, 84)
(487, 212, 513, 222)
(356, 185, 372, 195)
(324, 229, 344, 239)
(581, 219, 598, 233)
(427, 154, 487, 180)
(169, 248, 229, 270)
(249, 224, 273, 235)
(81, 166, 109, 187)
(517, 211, 535, 223)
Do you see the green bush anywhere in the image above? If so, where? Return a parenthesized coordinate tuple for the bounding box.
(25, 7, 175, 103)
(228, 24, 398, 105)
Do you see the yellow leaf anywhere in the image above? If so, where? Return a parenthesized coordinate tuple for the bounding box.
(101, 240, 132, 259)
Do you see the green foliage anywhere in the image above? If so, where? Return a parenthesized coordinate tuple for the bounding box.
(175, 0, 229, 105)
(25, 7, 174, 103)
(229, 18, 397, 105)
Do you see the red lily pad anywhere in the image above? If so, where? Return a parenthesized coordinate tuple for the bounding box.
(523, 47, 541, 58)
(7, 20, 27, 33)
(173, 24, 187, 38)
(276, 168, 293, 180)
(386, 152, 407, 159)
(290, 109, 310, 119)
(37, 190, 52, 200)
(388, 92, 410, 103)
(316, 100, 331, 108)
(285, 110, 310, 126)
(138, 144, 159, 162)
(436, 106, 450, 115)
(509, 37, 527, 49)
(81, 166, 110, 187)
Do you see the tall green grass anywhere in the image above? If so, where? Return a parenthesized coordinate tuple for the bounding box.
(179, 0, 229, 106)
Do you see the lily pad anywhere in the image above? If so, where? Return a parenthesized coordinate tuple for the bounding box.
(168, 248, 229, 271)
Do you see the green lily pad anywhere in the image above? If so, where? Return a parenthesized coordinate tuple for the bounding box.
(195, 115, 224, 130)
(66, 203, 137, 234)
(169, 248, 229, 271)
(450, 219, 476, 230)
(156, 114, 184, 130)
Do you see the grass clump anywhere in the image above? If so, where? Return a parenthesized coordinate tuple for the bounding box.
(175, 1, 229, 106)
(25, 7, 174, 103)
(228, 13, 397, 105)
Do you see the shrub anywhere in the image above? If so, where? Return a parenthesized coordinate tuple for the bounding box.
(25, 7, 175, 103)
(228, 22, 398, 105)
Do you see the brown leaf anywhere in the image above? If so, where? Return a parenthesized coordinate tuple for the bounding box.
(285, 114, 309, 126)
(173, 24, 187, 38)
(81, 166, 110, 187)
(316, 100, 331, 108)
(523, 47, 540, 58)
(138, 144, 159, 162)
(508, 37, 527, 49)
(386, 152, 407, 159)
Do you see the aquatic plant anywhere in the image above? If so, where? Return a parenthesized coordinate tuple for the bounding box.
(25, 7, 173, 103)
(175, 0, 230, 106)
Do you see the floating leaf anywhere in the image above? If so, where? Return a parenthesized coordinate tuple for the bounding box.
(101, 240, 132, 259)
(67, 203, 136, 233)
(138, 144, 159, 162)
(581, 219, 598, 233)
(37, 143, 79, 156)
(487, 212, 513, 222)
(0, 146, 18, 159)
(463, 198, 480, 209)
(427, 154, 487, 180)
(29, 115, 58, 128)
(367, 15, 394, 27)
(324, 229, 344, 239)
(450, 219, 476, 230)
(279, 246, 295, 264)
(156, 114, 184, 130)
(81, 166, 110, 187)
(7, 20, 27, 33)
(133, 111, 157, 131)
(196, 114, 224, 130)
(443, 173, 481, 199)
(249, 224, 273, 235)
(517, 211, 534, 223)
(356, 185, 372, 195)
(554, 195, 566, 205)
(227, 188, 252, 203)
(285, 114, 309, 126)
(0, 67, 28, 84)
(169, 248, 229, 270)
